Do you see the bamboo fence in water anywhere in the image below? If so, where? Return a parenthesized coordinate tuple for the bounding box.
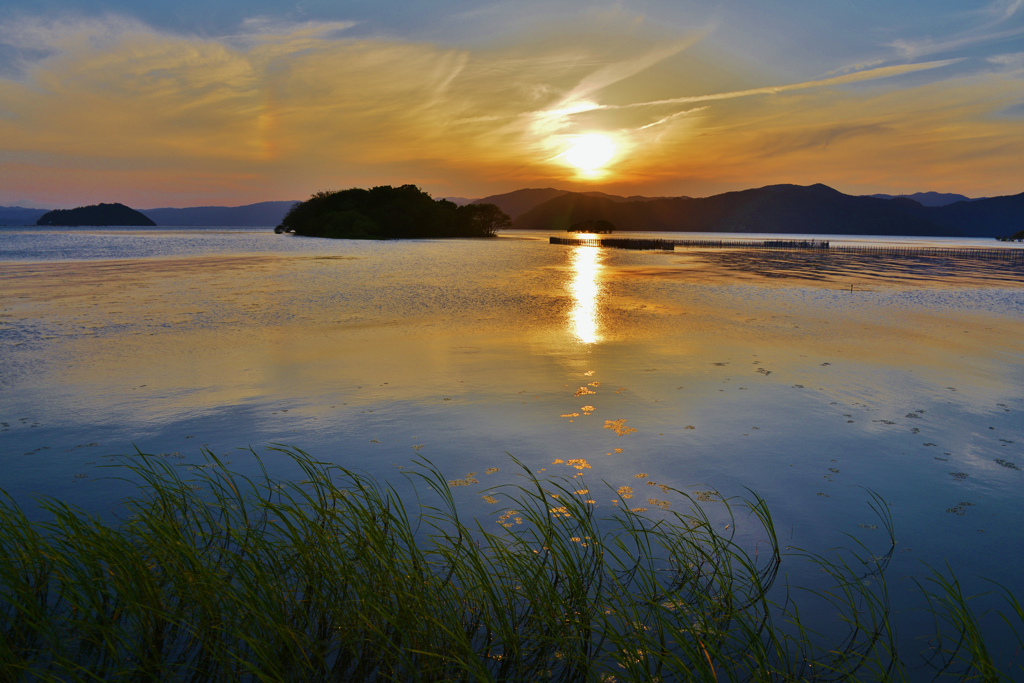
(548, 235, 1024, 261)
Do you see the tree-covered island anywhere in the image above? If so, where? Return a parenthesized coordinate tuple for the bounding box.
(275, 184, 510, 239)
(36, 202, 156, 227)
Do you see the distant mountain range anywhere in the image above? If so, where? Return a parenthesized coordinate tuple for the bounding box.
(500, 184, 1021, 238)
(1, 186, 1019, 236)
(0, 201, 298, 226)
(468, 188, 671, 219)
(0, 206, 49, 225)
(868, 191, 983, 206)
(139, 201, 298, 226)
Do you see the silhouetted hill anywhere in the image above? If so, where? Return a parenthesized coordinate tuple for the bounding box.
(868, 191, 982, 206)
(925, 193, 1024, 238)
(471, 188, 570, 219)
(441, 196, 477, 206)
(470, 188, 673, 220)
(0, 206, 48, 225)
(37, 203, 155, 227)
(141, 201, 298, 226)
(579, 191, 674, 203)
(512, 184, 985, 236)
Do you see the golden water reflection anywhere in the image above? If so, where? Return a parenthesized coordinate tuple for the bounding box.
(568, 244, 603, 344)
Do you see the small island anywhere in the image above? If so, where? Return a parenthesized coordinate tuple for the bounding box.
(36, 203, 156, 227)
(275, 184, 510, 239)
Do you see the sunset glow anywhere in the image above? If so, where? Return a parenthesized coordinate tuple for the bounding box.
(568, 245, 603, 344)
(563, 135, 616, 175)
(0, 2, 1021, 207)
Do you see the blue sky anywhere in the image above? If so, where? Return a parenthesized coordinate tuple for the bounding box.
(1, 0, 1021, 207)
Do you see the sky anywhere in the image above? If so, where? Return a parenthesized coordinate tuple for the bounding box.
(0, 0, 1022, 208)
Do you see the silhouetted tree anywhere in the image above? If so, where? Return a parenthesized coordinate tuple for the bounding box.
(458, 202, 512, 236)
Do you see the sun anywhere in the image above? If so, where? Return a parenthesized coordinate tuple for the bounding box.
(563, 134, 615, 174)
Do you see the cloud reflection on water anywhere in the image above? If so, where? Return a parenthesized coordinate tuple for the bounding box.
(568, 244, 603, 344)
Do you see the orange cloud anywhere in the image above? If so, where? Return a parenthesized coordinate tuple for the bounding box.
(0, 13, 1021, 207)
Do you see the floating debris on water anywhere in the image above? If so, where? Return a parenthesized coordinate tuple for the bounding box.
(482, 495, 498, 504)
(995, 459, 1020, 470)
(552, 459, 564, 464)
(614, 448, 623, 453)
(574, 489, 589, 495)
(630, 507, 648, 512)
(857, 524, 878, 530)
(550, 506, 571, 518)
(567, 459, 592, 470)
(616, 486, 634, 500)
(949, 472, 969, 481)
(448, 473, 480, 487)
(684, 425, 695, 430)
(574, 387, 596, 397)
(635, 473, 648, 478)
(497, 510, 522, 526)
(588, 381, 601, 387)
(906, 413, 921, 419)
(946, 501, 975, 515)
(648, 498, 670, 509)
(584, 371, 595, 376)
(817, 492, 830, 497)
(604, 419, 637, 436)
(694, 490, 719, 502)
(581, 405, 595, 413)
(560, 413, 580, 418)
(485, 467, 499, 474)
(756, 368, 772, 376)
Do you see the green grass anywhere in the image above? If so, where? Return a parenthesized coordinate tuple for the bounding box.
(1, 447, 1021, 681)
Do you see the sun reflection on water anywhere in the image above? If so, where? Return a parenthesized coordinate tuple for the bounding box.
(568, 243, 603, 344)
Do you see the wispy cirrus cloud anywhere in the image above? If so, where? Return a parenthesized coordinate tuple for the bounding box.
(612, 59, 964, 108)
(889, 0, 1024, 59)
(0, 10, 1021, 206)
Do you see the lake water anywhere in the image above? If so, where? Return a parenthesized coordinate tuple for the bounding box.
(2, 226, 1023, 666)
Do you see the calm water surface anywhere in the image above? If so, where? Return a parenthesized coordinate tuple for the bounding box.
(2, 226, 1023, 662)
